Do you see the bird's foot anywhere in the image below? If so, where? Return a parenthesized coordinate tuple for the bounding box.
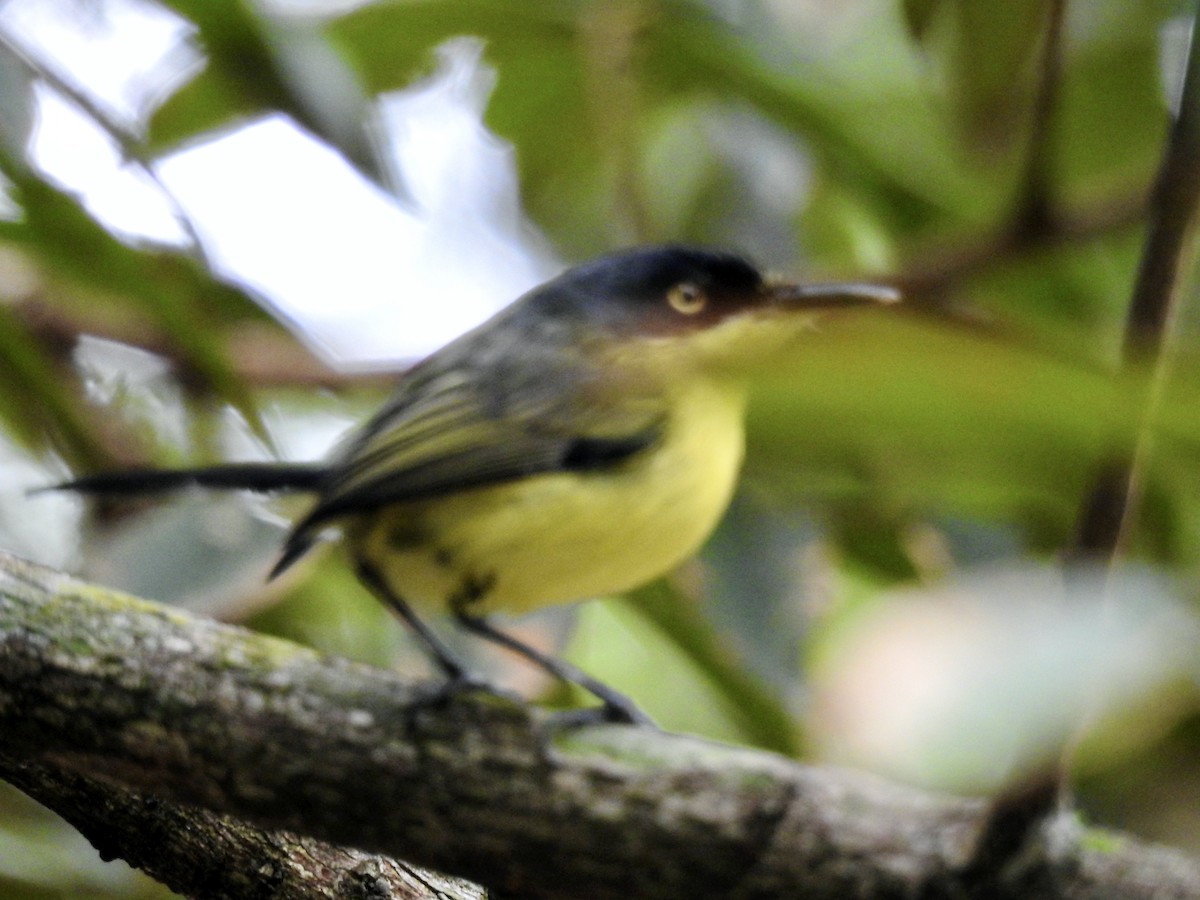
(409, 672, 519, 713)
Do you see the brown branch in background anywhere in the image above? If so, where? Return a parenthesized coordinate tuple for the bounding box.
(0, 759, 484, 900)
(895, 0, 1151, 311)
(15, 297, 378, 391)
(1011, 0, 1068, 240)
(894, 188, 1148, 306)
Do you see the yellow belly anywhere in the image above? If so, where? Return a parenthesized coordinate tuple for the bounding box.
(349, 383, 746, 616)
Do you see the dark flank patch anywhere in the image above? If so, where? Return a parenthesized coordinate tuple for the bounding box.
(450, 572, 497, 611)
(561, 430, 660, 470)
(388, 521, 427, 550)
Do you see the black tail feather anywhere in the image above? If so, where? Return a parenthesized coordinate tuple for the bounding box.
(269, 532, 318, 580)
(36, 462, 328, 497)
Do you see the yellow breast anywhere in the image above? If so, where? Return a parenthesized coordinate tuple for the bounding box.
(351, 380, 747, 616)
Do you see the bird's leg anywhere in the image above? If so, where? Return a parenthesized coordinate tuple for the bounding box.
(452, 610, 655, 726)
(357, 560, 651, 725)
(354, 559, 478, 685)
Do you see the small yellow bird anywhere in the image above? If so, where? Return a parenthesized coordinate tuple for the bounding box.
(51, 245, 897, 723)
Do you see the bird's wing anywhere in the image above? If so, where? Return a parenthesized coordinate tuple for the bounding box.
(271, 364, 662, 576)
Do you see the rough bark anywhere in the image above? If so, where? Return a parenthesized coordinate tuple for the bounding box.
(2, 551, 1198, 899)
(0, 758, 484, 900)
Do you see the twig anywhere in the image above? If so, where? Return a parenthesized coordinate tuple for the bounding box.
(1011, 0, 1068, 239)
(1073, 7, 1200, 560)
(0, 24, 211, 263)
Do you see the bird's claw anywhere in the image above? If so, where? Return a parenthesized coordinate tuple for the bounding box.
(409, 672, 516, 713)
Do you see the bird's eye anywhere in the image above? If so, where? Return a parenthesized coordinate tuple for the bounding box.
(667, 282, 707, 315)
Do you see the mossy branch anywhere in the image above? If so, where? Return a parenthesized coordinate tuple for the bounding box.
(2, 551, 1198, 900)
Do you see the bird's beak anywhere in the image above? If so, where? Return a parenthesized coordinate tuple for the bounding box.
(679, 278, 899, 372)
(763, 281, 901, 310)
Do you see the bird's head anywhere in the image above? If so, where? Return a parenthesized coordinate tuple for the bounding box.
(525, 245, 898, 379)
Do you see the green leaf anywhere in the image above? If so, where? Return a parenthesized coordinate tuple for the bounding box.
(0, 163, 272, 450)
(743, 315, 1131, 531)
(0, 302, 107, 467)
(622, 579, 802, 755)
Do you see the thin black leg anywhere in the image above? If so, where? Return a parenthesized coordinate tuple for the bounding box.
(355, 559, 468, 681)
(453, 612, 654, 726)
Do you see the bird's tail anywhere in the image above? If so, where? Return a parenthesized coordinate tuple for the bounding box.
(36, 462, 328, 497)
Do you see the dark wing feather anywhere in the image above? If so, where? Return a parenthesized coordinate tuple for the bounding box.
(271, 361, 662, 577)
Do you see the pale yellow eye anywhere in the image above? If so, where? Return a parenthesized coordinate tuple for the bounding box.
(667, 282, 707, 315)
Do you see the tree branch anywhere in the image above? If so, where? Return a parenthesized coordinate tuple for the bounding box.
(1, 552, 1199, 899)
(0, 758, 484, 900)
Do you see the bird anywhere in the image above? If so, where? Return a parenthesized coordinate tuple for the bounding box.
(46, 245, 898, 725)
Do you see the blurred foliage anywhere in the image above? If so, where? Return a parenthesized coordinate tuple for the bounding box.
(2, 0, 1200, 895)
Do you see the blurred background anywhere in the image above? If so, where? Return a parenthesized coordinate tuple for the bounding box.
(2, 0, 1200, 896)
